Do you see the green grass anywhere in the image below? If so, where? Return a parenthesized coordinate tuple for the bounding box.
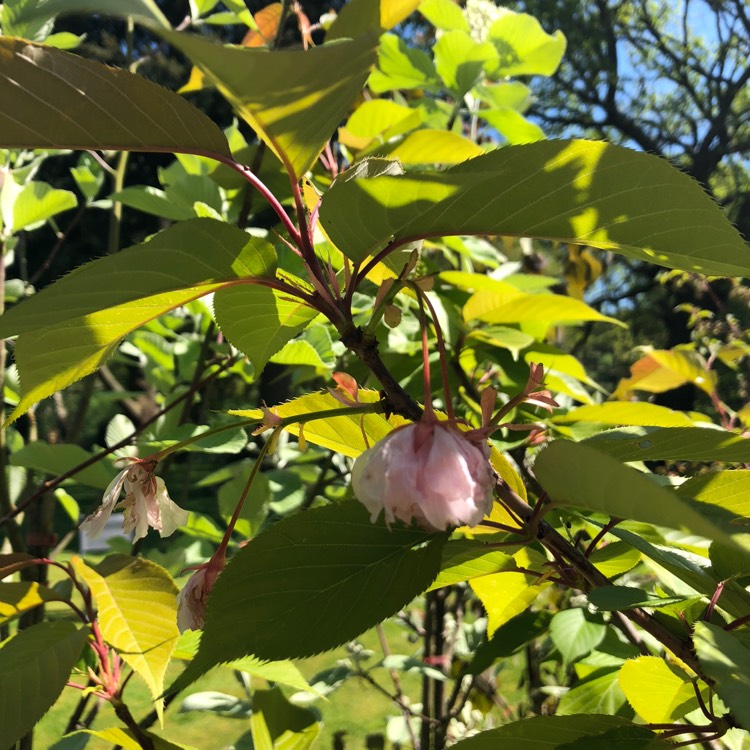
(36, 622, 425, 750)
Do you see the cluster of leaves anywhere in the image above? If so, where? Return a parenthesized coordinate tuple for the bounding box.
(0, 0, 749, 748)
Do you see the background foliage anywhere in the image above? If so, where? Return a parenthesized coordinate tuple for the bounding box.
(0, 0, 749, 749)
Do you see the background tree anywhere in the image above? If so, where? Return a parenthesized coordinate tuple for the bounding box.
(513, 0, 750, 408)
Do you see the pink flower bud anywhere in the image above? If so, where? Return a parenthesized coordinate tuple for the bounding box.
(352, 420, 495, 531)
(176, 562, 222, 632)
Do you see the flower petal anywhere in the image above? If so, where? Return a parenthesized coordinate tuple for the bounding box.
(80, 468, 128, 538)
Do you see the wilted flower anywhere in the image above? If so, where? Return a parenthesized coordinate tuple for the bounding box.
(352, 417, 495, 531)
(176, 559, 223, 632)
(81, 458, 188, 542)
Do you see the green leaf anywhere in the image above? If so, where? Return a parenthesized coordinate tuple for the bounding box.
(550, 608, 607, 664)
(693, 621, 750, 731)
(173, 630, 313, 695)
(428, 538, 518, 590)
(419, 0, 469, 32)
(111, 186, 195, 222)
(169, 501, 446, 692)
(1, 219, 275, 338)
(535, 441, 748, 548)
(0, 581, 65, 624)
(555, 402, 697, 428)
(158, 29, 377, 179)
(609, 525, 750, 621)
(486, 10, 566, 77)
(557, 668, 627, 717)
(72, 555, 179, 714)
(367, 33, 438, 93)
(618, 656, 698, 724)
(213, 285, 318, 376)
(479, 107, 546, 145)
(587, 586, 688, 611)
(11, 0, 171, 28)
(386, 129, 485, 164)
(0, 37, 229, 158)
(1, 219, 277, 423)
(250, 687, 320, 750)
(449, 715, 664, 749)
(588, 541, 641, 578)
(9, 442, 115, 489)
(319, 140, 750, 277)
(0, 621, 88, 750)
(465, 610, 552, 675)
(269, 324, 336, 370)
(680, 470, 750, 518)
(9, 181, 77, 233)
(585, 427, 750, 463)
(339, 99, 421, 151)
(433, 30, 496, 97)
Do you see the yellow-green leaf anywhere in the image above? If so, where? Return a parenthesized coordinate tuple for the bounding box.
(72, 555, 179, 716)
(0, 581, 64, 624)
(159, 29, 378, 179)
(464, 288, 623, 327)
(619, 656, 698, 723)
(387, 129, 485, 164)
(614, 348, 716, 399)
(470, 555, 547, 636)
(555, 402, 698, 428)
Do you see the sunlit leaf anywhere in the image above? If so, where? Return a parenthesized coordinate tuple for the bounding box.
(486, 9, 566, 77)
(555, 402, 698, 428)
(367, 33, 438, 93)
(319, 140, 750, 277)
(464, 288, 623, 327)
(72, 555, 179, 718)
(618, 656, 697, 723)
(614, 348, 715, 399)
(328, 0, 419, 39)
(77, 727, 197, 750)
(471, 571, 545, 636)
(429, 538, 518, 590)
(0, 37, 229, 157)
(159, 29, 378, 179)
(0, 581, 65, 624)
(386, 129, 485, 164)
(0, 219, 276, 423)
(230, 389, 404, 457)
(9, 181, 77, 233)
